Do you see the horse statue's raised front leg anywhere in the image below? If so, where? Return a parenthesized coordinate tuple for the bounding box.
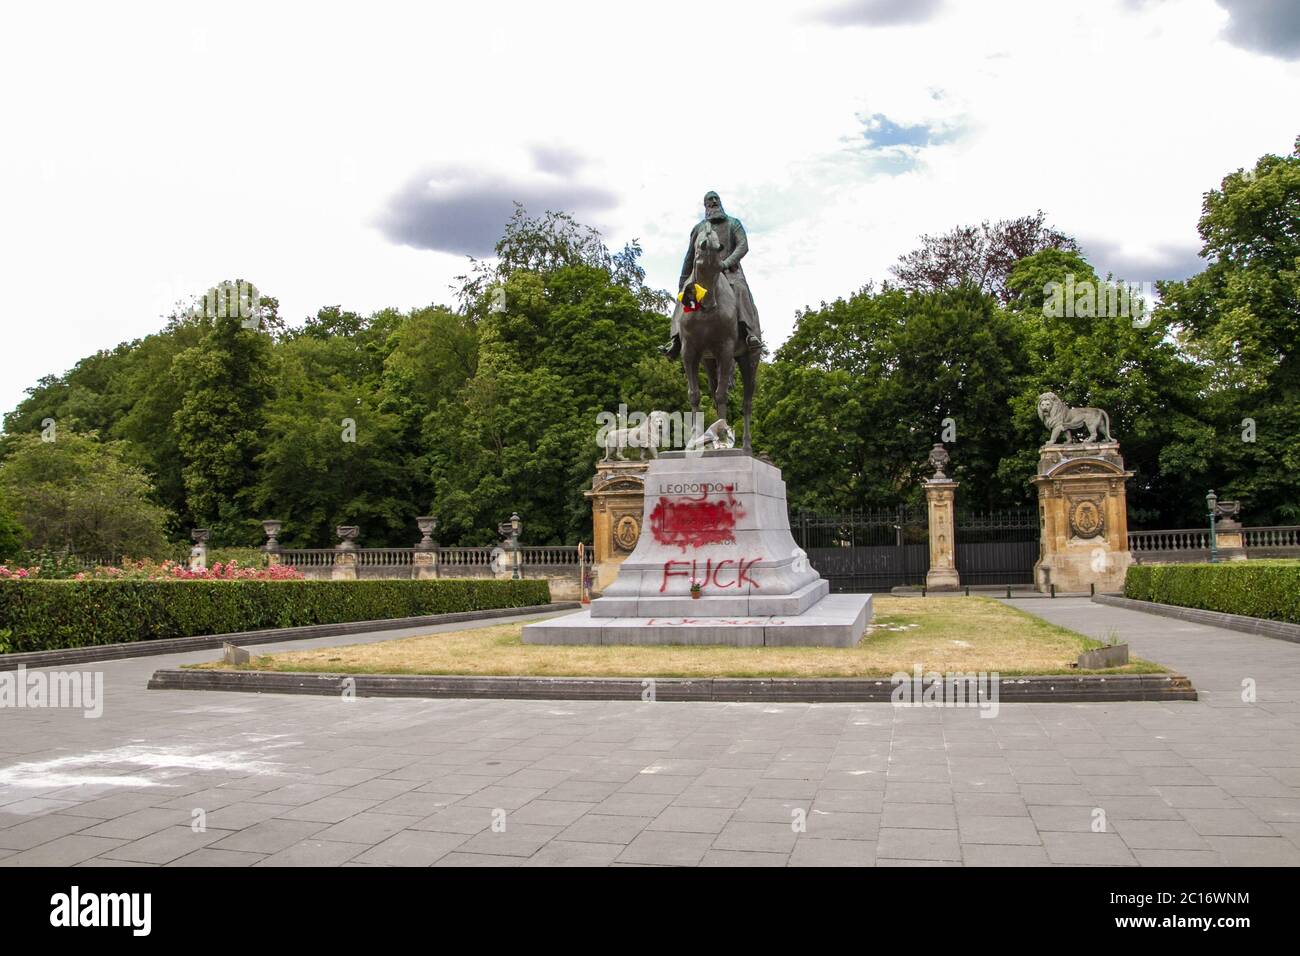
(713, 350, 735, 438)
(684, 345, 704, 441)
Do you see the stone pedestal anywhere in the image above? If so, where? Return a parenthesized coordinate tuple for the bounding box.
(413, 549, 438, 580)
(1031, 442, 1133, 593)
(924, 479, 960, 591)
(333, 525, 360, 581)
(1215, 519, 1248, 562)
(332, 551, 358, 581)
(585, 459, 650, 593)
(189, 529, 209, 572)
(524, 450, 872, 646)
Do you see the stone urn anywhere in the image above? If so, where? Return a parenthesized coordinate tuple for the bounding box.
(927, 443, 950, 480)
(415, 515, 438, 551)
(261, 520, 283, 552)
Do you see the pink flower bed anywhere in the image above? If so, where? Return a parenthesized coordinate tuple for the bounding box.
(0, 560, 304, 581)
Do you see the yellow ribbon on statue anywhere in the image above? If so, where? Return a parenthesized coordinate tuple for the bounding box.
(676, 283, 709, 307)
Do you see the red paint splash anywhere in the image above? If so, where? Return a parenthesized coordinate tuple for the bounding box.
(649, 485, 744, 552)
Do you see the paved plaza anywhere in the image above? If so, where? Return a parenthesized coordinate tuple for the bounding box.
(1, 599, 1298, 867)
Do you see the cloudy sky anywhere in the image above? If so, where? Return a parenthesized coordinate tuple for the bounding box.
(1, 0, 1297, 420)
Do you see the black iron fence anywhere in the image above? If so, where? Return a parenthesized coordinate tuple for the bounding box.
(955, 508, 1039, 586)
(791, 508, 929, 592)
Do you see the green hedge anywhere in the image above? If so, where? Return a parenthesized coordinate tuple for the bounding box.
(0, 579, 552, 653)
(1124, 563, 1300, 624)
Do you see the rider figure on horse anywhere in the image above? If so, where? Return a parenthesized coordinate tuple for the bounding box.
(661, 191, 763, 360)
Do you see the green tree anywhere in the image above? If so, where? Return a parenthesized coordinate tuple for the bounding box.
(428, 208, 672, 544)
(1158, 136, 1300, 523)
(1004, 249, 1213, 525)
(891, 211, 1078, 303)
(171, 284, 277, 542)
(758, 284, 1026, 510)
(0, 431, 170, 558)
(0, 490, 24, 561)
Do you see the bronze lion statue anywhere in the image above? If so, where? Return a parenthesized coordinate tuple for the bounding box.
(1037, 392, 1113, 444)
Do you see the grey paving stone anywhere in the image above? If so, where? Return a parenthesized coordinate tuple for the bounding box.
(961, 844, 1051, 866)
(523, 840, 625, 867)
(1113, 819, 1210, 850)
(1087, 795, 1183, 821)
(508, 800, 595, 827)
(1238, 796, 1300, 823)
(804, 811, 879, 841)
(1028, 804, 1099, 832)
(164, 848, 266, 867)
(0, 813, 93, 851)
(813, 790, 884, 814)
(250, 784, 344, 806)
(256, 839, 368, 866)
(788, 837, 875, 867)
(353, 829, 470, 866)
(1154, 786, 1243, 809)
(0, 834, 127, 867)
(1203, 835, 1300, 866)
(210, 819, 327, 853)
(200, 802, 298, 830)
(883, 782, 953, 805)
(558, 813, 652, 845)
(1041, 831, 1138, 866)
(67, 792, 176, 818)
(958, 815, 1041, 845)
(1178, 808, 1277, 837)
(315, 811, 420, 844)
(954, 793, 1028, 817)
(882, 802, 957, 830)
(646, 806, 734, 834)
(280, 796, 380, 824)
(593, 792, 675, 817)
(1130, 848, 1227, 866)
(541, 780, 623, 803)
(457, 824, 563, 858)
(730, 797, 809, 823)
(456, 786, 546, 811)
(101, 826, 238, 865)
(701, 849, 787, 866)
(1019, 785, 1095, 806)
(618, 830, 714, 866)
(371, 791, 461, 817)
(876, 827, 962, 862)
(433, 851, 524, 867)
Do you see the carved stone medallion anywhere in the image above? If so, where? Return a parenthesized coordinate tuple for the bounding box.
(1068, 498, 1105, 539)
(613, 513, 641, 552)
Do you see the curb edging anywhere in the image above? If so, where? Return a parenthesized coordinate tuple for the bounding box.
(147, 668, 1197, 703)
(0, 602, 580, 671)
(1093, 594, 1300, 645)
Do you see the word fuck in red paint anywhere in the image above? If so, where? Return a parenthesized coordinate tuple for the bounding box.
(649, 485, 745, 551)
(660, 556, 762, 592)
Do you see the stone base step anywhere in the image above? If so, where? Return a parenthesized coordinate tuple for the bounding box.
(589, 577, 829, 619)
(522, 593, 872, 647)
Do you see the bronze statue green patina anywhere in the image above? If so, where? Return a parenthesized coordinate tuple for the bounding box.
(662, 191, 763, 360)
(677, 224, 760, 453)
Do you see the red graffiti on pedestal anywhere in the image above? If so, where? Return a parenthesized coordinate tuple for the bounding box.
(649, 485, 745, 551)
(660, 557, 762, 592)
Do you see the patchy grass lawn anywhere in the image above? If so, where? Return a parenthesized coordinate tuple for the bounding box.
(190, 595, 1163, 679)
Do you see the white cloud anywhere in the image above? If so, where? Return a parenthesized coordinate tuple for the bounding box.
(0, 0, 1295, 421)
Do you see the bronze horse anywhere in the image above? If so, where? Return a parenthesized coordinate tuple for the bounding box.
(677, 226, 759, 453)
